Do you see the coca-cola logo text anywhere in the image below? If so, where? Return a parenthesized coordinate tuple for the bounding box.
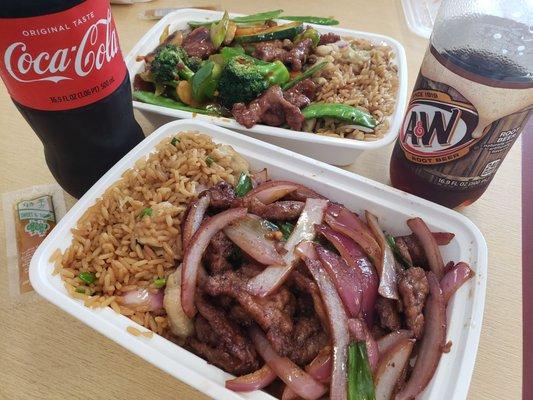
(3, 10, 119, 84)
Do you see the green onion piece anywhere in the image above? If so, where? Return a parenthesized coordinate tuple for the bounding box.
(282, 60, 328, 90)
(154, 278, 167, 289)
(210, 10, 230, 49)
(170, 137, 180, 145)
(386, 234, 412, 269)
(262, 220, 280, 231)
(205, 156, 214, 166)
(232, 9, 284, 23)
(348, 342, 376, 400)
(139, 207, 153, 218)
(280, 15, 340, 25)
(78, 272, 96, 285)
(235, 172, 253, 197)
(75, 287, 86, 294)
(279, 222, 294, 241)
(133, 91, 222, 116)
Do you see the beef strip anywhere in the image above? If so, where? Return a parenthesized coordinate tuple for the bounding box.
(398, 267, 429, 339)
(283, 79, 317, 109)
(182, 27, 215, 59)
(196, 296, 258, 365)
(291, 269, 328, 329)
(232, 85, 305, 130)
(195, 315, 219, 346)
(397, 234, 428, 267)
(252, 38, 313, 71)
(203, 269, 296, 355)
(188, 338, 259, 375)
(376, 297, 401, 331)
(318, 32, 341, 45)
(203, 181, 236, 210)
(245, 197, 305, 221)
(286, 38, 314, 71)
(203, 231, 234, 274)
(287, 316, 329, 366)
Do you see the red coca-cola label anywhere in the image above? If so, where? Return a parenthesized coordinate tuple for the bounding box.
(0, 0, 126, 111)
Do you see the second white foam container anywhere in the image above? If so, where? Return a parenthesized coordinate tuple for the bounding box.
(126, 9, 408, 166)
(30, 120, 486, 400)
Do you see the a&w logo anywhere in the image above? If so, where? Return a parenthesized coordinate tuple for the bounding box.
(400, 90, 479, 164)
(3, 10, 119, 84)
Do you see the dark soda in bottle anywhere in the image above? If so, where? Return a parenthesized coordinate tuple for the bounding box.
(390, 0, 532, 208)
(0, 0, 144, 198)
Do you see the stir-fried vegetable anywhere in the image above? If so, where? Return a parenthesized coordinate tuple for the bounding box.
(281, 15, 340, 25)
(225, 365, 277, 392)
(210, 10, 230, 49)
(301, 103, 377, 131)
(170, 136, 180, 145)
(279, 221, 294, 241)
(150, 44, 194, 84)
(133, 91, 222, 116)
(235, 172, 253, 197)
(348, 342, 376, 400)
(218, 54, 290, 108)
(294, 27, 321, 47)
(232, 9, 284, 23)
(191, 60, 222, 102)
(282, 60, 328, 90)
(385, 234, 412, 269)
(78, 271, 95, 285)
(153, 278, 166, 288)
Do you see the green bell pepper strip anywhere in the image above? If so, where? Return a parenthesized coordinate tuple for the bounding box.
(280, 16, 339, 25)
(301, 103, 377, 130)
(281, 60, 328, 90)
(210, 10, 230, 49)
(191, 60, 222, 102)
(294, 27, 321, 47)
(133, 91, 222, 116)
(348, 342, 376, 400)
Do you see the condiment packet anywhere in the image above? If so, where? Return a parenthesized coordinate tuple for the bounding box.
(3, 184, 67, 302)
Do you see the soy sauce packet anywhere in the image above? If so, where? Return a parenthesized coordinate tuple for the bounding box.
(3, 184, 67, 302)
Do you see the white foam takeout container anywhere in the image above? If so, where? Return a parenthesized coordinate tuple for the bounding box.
(30, 120, 486, 400)
(125, 9, 408, 166)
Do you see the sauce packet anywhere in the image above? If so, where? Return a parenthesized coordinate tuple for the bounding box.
(3, 184, 67, 301)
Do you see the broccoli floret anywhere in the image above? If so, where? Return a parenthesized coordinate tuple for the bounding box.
(186, 56, 203, 72)
(217, 55, 290, 109)
(150, 44, 194, 84)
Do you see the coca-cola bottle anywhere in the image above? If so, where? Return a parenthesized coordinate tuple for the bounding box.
(0, 0, 144, 198)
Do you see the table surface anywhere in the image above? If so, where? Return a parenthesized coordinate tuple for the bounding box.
(0, 1, 522, 399)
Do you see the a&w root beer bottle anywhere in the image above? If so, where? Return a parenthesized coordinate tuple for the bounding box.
(390, 0, 532, 208)
(0, 1, 144, 198)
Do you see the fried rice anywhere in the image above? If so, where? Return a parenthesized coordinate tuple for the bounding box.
(51, 132, 249, 336)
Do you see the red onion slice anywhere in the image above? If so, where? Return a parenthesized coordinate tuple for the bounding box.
(181, 207, 247, 317)
(283, 346, 333, 400)
(123, 288, 164, 311)
(347, 318, 379, 372)
(440, 261, 474, 304)
(374, 339, 415, 400)
(395, 272, 446, 400)
(377, 330, 414, 356)
(316, 224, 379, 326)
(181, 194, 210, 249)
(407, 217, 446, 279)
(250, 326, 326, 400)
(247, 198, 328, 297)
(325, 204, 381, 266)
(316, 245, 362, 318)
(224, 214, 284, 265)
(244, 180, 299, 204)
(365, 211, 399, 300)
(299, 242, 350, 400)
(431, 231, 455, 245)
(225, 364, 277, 392)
